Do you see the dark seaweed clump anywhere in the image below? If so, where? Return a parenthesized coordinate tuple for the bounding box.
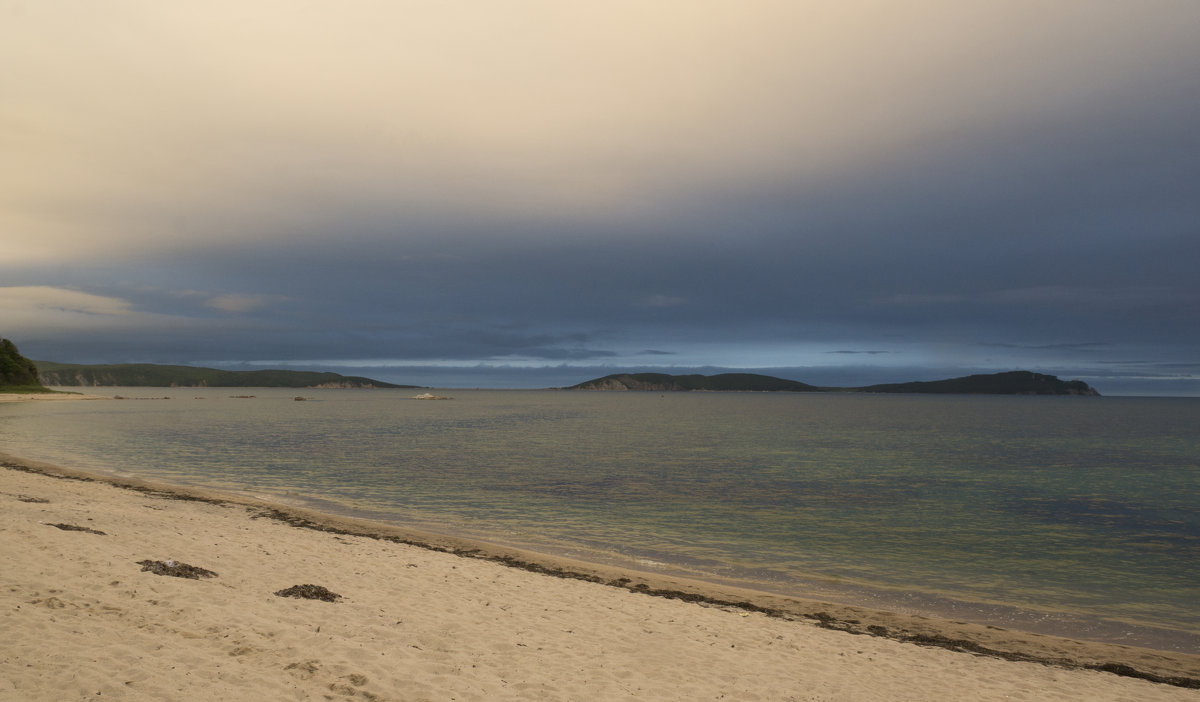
(137, 559, 218, 579)
(47, 522, 106, 535)
(275, 584, 341, 602)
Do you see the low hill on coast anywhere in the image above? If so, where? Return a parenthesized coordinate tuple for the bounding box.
(567, 372, 820, 392)
(35, 361, 416, 389)
(567, 370, 1100, 395)
(0, 339, 51, 393)
(856, 371, 1100, 396)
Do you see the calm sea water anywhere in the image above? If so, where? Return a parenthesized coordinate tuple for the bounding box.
(3, 389, 1198, 649)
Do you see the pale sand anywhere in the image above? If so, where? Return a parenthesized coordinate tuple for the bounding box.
(0, 392, 108, 402)
(2, 457, 1198, 701)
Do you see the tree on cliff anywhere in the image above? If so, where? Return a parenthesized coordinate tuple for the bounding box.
(0, 338, 47, 390)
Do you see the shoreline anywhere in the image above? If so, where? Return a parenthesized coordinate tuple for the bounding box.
(2, 452, 1198, 696)
(0, 391, 110, 402)
(272, 485, 1200, 656)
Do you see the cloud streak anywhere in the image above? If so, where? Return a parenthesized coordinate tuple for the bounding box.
(205, 294, 289, 314)
(0, 287, 133, 317)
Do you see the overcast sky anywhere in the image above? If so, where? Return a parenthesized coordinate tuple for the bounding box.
(2, 1, 1198, 394)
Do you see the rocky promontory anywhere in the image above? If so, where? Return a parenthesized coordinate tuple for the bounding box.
(1, 339, 50, 392)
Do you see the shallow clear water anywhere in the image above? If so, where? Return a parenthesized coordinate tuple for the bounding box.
(3, 389, 1198, 647)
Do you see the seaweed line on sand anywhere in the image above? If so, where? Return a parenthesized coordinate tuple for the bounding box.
(246, 506, 1200, 688)
(3, 459, 1197, 689)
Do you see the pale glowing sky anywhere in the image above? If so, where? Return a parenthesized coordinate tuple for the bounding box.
(3, 1, 1198, 392)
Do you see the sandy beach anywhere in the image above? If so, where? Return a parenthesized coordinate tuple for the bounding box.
(2, 454, 1198, 701)
(0, 392, 109, 403)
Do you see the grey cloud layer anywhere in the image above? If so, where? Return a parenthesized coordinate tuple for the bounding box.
(2, 2, 1198, 392)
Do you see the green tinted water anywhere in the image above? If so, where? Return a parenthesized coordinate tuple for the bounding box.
(3, 390, 1197, 648)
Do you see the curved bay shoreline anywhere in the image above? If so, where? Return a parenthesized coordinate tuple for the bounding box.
(2, 452, 1197, 693)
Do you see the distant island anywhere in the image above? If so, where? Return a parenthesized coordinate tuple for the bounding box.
(852, 371, 1100, 396)
(567, 372, 820, 392)
(1, 339, 52, 393)
(35, 361, 416, 389)
(566, 371, 1100, 396)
